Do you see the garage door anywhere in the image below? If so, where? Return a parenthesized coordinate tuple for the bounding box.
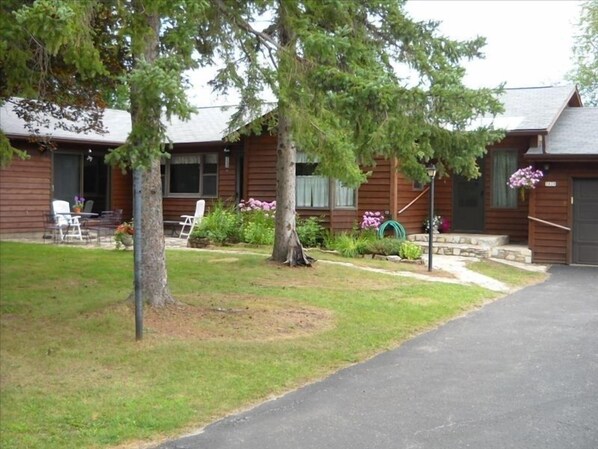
(572, 178, 598, 265)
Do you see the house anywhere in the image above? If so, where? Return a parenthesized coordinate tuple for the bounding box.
(1, 85, 597, 265)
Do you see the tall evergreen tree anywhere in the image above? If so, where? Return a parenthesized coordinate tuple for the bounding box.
(211, 0, 505, 263)
(568, 0, 598, 106)
(1, 0, 212, 307)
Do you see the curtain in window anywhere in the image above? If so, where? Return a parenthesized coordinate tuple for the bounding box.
(335, 181, 355, 207)
(297, 176, 329, 207)
(492, 150, 518, 208)
(171, 154, 201, 164)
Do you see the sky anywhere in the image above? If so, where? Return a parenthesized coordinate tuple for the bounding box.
(187, 0, 583, 107)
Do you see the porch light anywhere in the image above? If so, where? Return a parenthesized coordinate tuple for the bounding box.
(426, 163, 437, 179)
(223, 147, 231, 169)
(426, 163, 436, 272)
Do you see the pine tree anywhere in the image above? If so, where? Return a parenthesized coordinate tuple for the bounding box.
(211, 0, 505, 263)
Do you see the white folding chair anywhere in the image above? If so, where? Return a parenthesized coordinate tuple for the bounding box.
(179, 200, 205, 239)
(52, 200, 83, 241)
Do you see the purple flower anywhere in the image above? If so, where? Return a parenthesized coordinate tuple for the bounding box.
(508, 166, 543, 190)
(360, 211, 384, 230)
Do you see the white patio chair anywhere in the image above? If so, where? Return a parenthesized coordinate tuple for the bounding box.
(52, 200, 83, 241)
(179, 200, 205, 239)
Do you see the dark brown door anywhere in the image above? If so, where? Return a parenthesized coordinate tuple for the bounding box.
(452, 174, 485, 232)
(572, 178, 598, 265)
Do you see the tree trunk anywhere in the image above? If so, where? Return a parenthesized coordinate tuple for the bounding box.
(271, 110, 297, 262)
(270, 3, 309, 264)
(128, 3, 175, 307)
(139, 159, 175, 306)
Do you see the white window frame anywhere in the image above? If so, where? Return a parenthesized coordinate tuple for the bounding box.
(161, 153, 218, 198)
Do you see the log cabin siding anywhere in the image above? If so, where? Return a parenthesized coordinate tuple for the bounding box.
(110, 167, 132, 219)
(529, 162, 598, 264)
(395, 173, 429, 234)
(431, 176, 453, 231)
(358, 158, 392, 219)
(244, 134, 277, 202)
(0, 144, 52, 233)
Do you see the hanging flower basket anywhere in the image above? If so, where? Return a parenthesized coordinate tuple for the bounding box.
(508, 166, 544, 202)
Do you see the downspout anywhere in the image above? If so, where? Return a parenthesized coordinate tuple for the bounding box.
(539, 133, 547, 154)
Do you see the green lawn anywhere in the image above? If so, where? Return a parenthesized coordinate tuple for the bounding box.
(0, 242, 537, 449)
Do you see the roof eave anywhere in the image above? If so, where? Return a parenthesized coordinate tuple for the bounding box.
(525, 153, 598, 161)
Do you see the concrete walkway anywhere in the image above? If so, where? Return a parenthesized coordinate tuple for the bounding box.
(155, 265, 598, 449)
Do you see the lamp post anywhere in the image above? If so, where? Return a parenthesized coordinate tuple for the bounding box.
(426, 163, 437, 272)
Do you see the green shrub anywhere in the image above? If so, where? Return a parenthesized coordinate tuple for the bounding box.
(322, 230, 337, 250)
(192, 202, 242, 245)
(332, 232, 375, 258)
(364, 238, 404, 256)
(241, 209, 275, 245)
(399, 241, 423, 260)
(242, 219, 275, 245)
(296, 217, 324, 247)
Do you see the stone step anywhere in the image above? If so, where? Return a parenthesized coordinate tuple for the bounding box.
(491, 245, 532, 264)
(408, 233, 509, 247)
(413, 241, 492, 258)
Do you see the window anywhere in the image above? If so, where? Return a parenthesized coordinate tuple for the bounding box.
(295, 152, 355, 208)
(296, 153, 329, 207)
(162, 153, 218, 197)
(335, 181, 355, 208)
(492, 149, 518, 208)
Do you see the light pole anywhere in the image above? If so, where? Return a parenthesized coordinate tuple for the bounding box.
(426, 163, 437, 272)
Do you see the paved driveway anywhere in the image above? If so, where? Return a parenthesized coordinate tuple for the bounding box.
(157, 266, 598, 449)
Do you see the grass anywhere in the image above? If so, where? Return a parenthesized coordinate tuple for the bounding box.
(0, 241, 534, 449)
(466, 259, 548, 288)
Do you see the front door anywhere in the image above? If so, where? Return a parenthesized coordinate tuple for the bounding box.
(53, 153, 81, 205)
(53, 152, 110, 212)
(452, 173, 485, 232)
(572, 178, 598, 265)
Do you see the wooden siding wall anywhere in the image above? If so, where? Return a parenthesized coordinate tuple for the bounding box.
(111, 167, 132, 220)
(0, 144, 51, 234)
(358, 158, 392, 223)
(396, 174, 454, 235)
(529, 161, 598, 264)
(244, 133, 278, 202)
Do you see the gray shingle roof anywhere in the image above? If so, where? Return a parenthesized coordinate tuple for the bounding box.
(526, 108, 598, 156)
(0, 86, 581, 144)
(0, 101, 131, 145)
(163, 106, 237, 143)
(1, 101, 274, 145)
(496, 85, 578, 132)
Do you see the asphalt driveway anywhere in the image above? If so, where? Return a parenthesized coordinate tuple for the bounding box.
(157, 265, 598, 449)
